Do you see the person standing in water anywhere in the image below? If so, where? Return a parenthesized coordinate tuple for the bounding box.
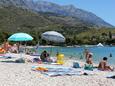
(84, 49, 89, 60)
(84, 49, 93, 64)
(86, 53, 93, 64)
(109, 53, 112, 57)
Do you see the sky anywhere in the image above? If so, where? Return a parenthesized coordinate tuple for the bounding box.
(40, 0, 115, 26)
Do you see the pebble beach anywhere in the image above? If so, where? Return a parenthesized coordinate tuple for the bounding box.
(0, 54, 115, 86)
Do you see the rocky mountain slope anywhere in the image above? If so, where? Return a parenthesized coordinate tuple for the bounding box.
(0, 0, 113, 27)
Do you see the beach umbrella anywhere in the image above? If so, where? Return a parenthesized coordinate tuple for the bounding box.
(41, 31, 65, 43)
(8, 32, 33, 55)
(41, 31, 65, 55)
(8, 33, 33, 41)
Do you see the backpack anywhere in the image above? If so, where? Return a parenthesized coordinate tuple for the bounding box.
(73, 62, 80, 68)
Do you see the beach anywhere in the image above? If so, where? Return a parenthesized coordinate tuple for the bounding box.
(0, 55, 115, 86)
(0, 0, 114, 86)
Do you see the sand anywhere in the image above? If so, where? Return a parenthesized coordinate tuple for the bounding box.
(0, 54, 115, 86)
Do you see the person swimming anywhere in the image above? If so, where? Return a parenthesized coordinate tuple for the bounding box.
(109, 53, 112, 57)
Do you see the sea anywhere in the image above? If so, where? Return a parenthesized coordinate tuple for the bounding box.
(37, 46, 115, 65)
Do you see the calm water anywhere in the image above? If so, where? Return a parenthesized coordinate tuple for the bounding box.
(38, 46, 115, 65)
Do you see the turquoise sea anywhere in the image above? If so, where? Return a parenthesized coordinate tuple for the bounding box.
(38, 46, 115, 65)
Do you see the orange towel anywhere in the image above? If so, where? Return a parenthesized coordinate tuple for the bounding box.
(36, 67, 48, 72)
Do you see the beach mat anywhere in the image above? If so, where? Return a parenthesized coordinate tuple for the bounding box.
(32, 65, 84, 76)
(42, 70, 83, 77)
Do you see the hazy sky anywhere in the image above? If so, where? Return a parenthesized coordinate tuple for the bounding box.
(38, 0, 115, 26)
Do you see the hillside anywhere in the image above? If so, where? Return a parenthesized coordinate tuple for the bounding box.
(0, 6, 94, 44)
(0, 6, 93, 34)
(0, 0, 113, 27)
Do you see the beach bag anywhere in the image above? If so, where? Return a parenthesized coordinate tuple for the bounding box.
(107, 75, 115, 79)
(15, 58, 25, 63)
(84, 64, 93, 71)
(57, 54, 64, 65)
(33, 58, 39, 62)
(73, 62, 80, 68)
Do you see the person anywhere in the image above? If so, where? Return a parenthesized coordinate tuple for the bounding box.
(2, 41, 11, 52)
(11, 44, 18, 53)
(86, 53, 93, 64)
(84, 49, 93, 64)
(98, 57, 114, 71)
(84, 49, 89, 59)
(40, 50, 50, 62)
(110, 53, 112, 57)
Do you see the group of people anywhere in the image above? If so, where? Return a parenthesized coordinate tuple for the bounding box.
(1, 41, 114, 71)
(39, 49, 114, 71)
(1, 41, 19, 53)
(84, 49, 114, 71)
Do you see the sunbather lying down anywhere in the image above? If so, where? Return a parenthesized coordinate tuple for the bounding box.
(98, 57, 114, 71)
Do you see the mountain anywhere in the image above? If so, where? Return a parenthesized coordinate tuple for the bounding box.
(0, 0, 113, 27)
(0, 6, 92, 34)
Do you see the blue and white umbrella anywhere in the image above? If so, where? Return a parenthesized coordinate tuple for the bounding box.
(41, 31, 65, 43)
(8, 33, 33, 41)
(41, 31, 65, 55)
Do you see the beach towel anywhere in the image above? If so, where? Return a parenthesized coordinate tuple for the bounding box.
(32, 65, 83, 76)
(32, 65, 72, 72)
(36, 67, 48, 72)
(42, 71, 82, 77)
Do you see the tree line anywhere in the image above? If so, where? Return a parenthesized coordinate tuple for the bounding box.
(0, 27, 115, 46)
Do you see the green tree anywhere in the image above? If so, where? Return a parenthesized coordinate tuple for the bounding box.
(109, 31, 112, 39)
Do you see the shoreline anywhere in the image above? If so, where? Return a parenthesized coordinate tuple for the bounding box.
(1, 52, 115, 67)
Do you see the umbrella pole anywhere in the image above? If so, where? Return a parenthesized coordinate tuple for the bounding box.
(19, 41, 23, 58)
(17, 42, 20, 53)
(57, 46, 60, 54)
(24, 41, 27, 54)
(50, 46, 52, 57)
